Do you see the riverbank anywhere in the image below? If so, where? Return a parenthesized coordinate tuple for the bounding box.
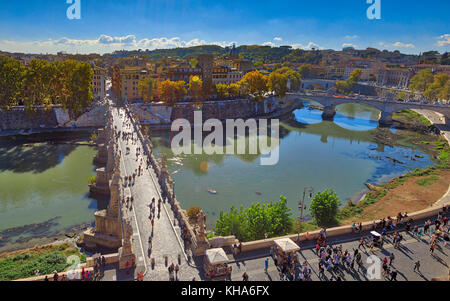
(0, 241, 87, 281)
(338, 110, 450, 225)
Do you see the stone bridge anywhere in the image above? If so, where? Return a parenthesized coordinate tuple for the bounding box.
(286, 92, 450, 127)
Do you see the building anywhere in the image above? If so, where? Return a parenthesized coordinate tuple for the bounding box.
(212, 65, 243, 85)
(112, 65, 150, 102)
(410, 64, 450, 75)
(232, 59, 255, 74)
(90, 63, 106, 101)
(377, 68, 411, 88)
(197, 54, 214, 85)
(166, 65, 203, 82)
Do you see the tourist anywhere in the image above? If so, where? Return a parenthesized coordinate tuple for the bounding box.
(175, 264, 180, 280)
(430, 243, 435, 254)
(53, 271, 59, 281)
(389, 253, 395, 266)
(414, 261, 421, 273)
(242, 272, 249, 281)
(358, 238, 366, 250)
(390, 269, 398, 281)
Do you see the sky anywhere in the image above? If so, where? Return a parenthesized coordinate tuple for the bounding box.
(0, 0, 449, 55)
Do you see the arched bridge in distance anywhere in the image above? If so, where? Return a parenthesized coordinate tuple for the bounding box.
(285, 92, 450, 127)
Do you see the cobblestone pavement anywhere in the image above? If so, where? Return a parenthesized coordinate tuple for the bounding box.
(228, 225, 449, 281)
(110, 107, 201, 281)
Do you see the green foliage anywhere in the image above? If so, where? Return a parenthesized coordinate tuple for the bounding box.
(268, 72, 288, 98)
(213, 196, 294, 242)
(409, 69, 434, 93)
(0, 56, 94, 118)
(310, 189, 340, 226)
(0, 251, 66, 281)
(138, 77, 158, 102)
(335, 69, 362, 94)
(275, 67, 302, 91)
(0, 55, 25, 110)
(392, 109, 432, 127)
(89, 131, 98, 144)
(88, 175, 97, 185)
(415, 175, 439, 186)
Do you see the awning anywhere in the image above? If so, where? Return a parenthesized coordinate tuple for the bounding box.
(274, 238, 300, 253)
(205, 248, 229, 265)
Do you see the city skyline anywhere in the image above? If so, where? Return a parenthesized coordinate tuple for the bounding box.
(0, 0, 449, 55)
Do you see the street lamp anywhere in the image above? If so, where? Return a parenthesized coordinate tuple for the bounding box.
(298, 187, 314, 242)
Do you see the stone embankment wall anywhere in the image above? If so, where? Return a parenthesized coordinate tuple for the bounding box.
(131, 98, 284, 126)
(0, 105, 107, 131)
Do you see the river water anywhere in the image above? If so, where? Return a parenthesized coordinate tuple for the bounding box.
(150, 102, 435, 227)
(0, 132, 99, 252)
(0, 103, 437, 249)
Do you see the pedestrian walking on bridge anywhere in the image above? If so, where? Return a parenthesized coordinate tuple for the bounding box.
(413, 261, 420, 273)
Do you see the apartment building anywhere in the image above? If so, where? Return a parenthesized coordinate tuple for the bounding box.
(112, 65, 150, 102)
(377, 68, 412, 88)
(90, 63, 106, 101)
(212, 65, 243, 85)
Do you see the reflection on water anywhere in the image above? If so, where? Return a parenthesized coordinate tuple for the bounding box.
(0, 137, 99, 250)
(152, 102, 435, 226)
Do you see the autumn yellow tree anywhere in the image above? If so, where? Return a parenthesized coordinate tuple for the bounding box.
(216, 83, 228, 99)
(268, 72, 288, 98)
(138, 77, 158, 102)
(240, 71, 268, 100)
(228, 83, 241, 99)
(189, 75, 203, 100)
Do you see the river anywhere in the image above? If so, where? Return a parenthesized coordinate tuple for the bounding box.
(150, 102, 436, 227)
(0, 132, 100, 252)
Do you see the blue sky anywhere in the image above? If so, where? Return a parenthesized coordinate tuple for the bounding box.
(0, 0, 449, 54)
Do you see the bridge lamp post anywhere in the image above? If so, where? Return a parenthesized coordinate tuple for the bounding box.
(298, 187, 314, 242)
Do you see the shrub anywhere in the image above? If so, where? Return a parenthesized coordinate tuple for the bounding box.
(186, 206, 202, 224)
(310, 189, 340, 226)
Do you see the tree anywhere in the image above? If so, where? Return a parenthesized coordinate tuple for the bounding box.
(65, 62, 94, 119)
(138, 77, 158, 102)
(275, 67, 302, 91)
(424, 73, 450, 102)
(21, 59, 56, 110)
(0, 55, 25, 110)
(310, 189, 340, 226)
(215, 83, 228, 99)
(240, 71, 268, 100)
(188, 75, 203, 100)
(268, 72, 288, 98)
(228, 83, 241, 98)
(213, 196, 294, 242)
(335, 69, 362, 94)
(409, 69, 434, 93)
(298, 65, 312, 79)
(159, 80, 186, 106)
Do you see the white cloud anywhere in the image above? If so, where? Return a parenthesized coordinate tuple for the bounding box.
(437, 34, 450, 46)
(291, 42, 324, 50)
(392, 42, 415, 48)
(262, 41, 276, 47)
(342, 43, 358, 48)
(274, 37, 283, 41)
(378, 41, 415, 49)
(0, 35, 237, 54)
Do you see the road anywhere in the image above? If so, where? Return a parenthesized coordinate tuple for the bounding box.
(228, 225, 449, 281)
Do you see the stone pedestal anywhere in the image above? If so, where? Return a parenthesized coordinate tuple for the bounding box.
(119, 219, 136, 270)
(322, 105, 336, 121)
(379, 111, 393, 127)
